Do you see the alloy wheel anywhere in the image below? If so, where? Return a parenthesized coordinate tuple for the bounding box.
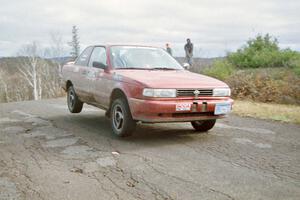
(113, 105, 124, 131)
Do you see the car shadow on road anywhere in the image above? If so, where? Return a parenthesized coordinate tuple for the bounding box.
(49, 113, 215, 146)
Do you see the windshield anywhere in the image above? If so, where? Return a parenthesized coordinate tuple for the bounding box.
(110, 46, 183, 70)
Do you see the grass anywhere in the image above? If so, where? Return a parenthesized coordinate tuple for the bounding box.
(233, 100, 300, 124)
(202, 60, 235, 80)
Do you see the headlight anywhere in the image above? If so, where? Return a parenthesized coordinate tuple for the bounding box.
(213, 88, 231, 96)
(143, 88, 176, 98)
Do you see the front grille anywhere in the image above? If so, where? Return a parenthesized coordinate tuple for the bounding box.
(176, 89, 213, 97)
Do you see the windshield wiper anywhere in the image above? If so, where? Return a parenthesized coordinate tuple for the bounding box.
(117, 67, 178, 70)
(150, 67, 177, 70)
(117, 67, 147, 70)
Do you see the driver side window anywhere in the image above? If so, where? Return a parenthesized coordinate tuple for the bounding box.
(75, 46, 93, 66)
(89, 47, 107, 67)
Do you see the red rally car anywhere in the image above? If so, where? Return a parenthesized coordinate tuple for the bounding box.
(61, 45, 233, 137)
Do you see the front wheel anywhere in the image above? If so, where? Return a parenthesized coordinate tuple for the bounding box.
(191, 120, 216, 132)
(110, 98, 136, 137)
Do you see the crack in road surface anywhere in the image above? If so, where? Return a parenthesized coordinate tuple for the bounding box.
(0, 98, 299, 200)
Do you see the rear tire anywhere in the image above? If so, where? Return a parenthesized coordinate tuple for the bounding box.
(110, 98, 136, 137)
(191, 120, 216, 132)
(67, 86, 83, 113)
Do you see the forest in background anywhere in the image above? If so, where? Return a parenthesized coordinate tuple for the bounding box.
(0, 33, 299, 105)
(0, 27, 79, 103)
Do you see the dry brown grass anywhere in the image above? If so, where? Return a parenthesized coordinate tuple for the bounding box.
(227, 68, 300, 105)
(233, 100, 300, 124)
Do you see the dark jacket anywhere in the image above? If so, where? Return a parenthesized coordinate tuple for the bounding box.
(166, 47, 172, 56)
(184, 43, 193, 58)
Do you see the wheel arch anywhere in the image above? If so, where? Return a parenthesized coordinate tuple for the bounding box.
(106, 88, 129, 118)
(66, 80, 73, 90)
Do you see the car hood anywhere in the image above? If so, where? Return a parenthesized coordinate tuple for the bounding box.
(114, 70, 229, 88)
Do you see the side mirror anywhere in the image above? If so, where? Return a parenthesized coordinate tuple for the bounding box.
(183, 63, 190, 70)
(93, 61, 107, 69)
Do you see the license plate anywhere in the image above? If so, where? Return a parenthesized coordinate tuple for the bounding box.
(214, 103, 231, 115)
(176, 103, 191, 111)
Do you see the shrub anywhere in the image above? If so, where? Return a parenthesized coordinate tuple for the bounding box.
(202, 60, 235, 80)
(227, 68, 300, 105)
(290, 54, 300, 76)
(196, 33, 300, 105)
(292, 65, 300, 76)
(228, 34, 298, 68)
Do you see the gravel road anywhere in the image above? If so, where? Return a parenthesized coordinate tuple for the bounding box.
(0, 98, 299, 200)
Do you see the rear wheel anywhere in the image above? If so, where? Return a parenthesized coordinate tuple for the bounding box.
(67, 86, 83, 113)
(110, 98, 136, 137)
(191, 120, 216, 132)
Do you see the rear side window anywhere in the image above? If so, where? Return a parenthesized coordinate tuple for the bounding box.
(89, 47, 107, 67)
(75, 47, 93, 66)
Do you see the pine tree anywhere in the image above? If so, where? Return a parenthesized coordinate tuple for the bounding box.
(68, 25, 80, 58)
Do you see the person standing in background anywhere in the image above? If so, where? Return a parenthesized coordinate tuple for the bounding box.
(184, 38, 193, 66)
(166, 43, 172, 56)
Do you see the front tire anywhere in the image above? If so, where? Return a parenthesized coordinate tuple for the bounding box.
(67, 86, 83, 113)
(191, 120, 216, 132)
(110, 98, 136, 137)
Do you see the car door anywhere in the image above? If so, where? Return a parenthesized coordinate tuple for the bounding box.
(72, 46, 93, 101)
(87, 46, 108, 107)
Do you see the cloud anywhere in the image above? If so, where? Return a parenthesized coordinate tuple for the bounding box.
(0, 0, 299, 57)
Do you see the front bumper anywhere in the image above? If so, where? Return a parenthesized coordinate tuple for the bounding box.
(128, 98, 233, 123)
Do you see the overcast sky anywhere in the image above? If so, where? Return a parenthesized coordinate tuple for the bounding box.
(0, 0, 299, 57)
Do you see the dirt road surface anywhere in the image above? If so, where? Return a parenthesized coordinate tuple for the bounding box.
(0, 98, 299, 200)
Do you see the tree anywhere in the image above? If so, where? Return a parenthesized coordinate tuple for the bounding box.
(228, 34, 298, 68)
(68, 25, 80, 59)
(0, 36, 67, 103)
(0, 68, 9, 102)
(48, 32, 65, 58)
(48, 32, 65, 79)
(17, 42, 47, 100)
